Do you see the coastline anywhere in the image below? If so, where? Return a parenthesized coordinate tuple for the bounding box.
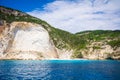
(0, 58, 117, 60)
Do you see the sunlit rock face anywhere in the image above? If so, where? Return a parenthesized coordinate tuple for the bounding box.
(81, 42, 120, 60)
(0, 22, 58, 60)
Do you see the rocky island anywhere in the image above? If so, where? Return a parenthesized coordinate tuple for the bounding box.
(0, 6, 120, 60)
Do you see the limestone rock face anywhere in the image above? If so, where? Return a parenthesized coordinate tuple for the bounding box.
(0, 20, 119, 60)
(0, 21, 58, 60)
(81, 42, 120, 60)
(57, 49, 73, 59)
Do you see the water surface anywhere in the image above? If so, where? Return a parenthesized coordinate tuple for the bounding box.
(0, 60, 120, 80)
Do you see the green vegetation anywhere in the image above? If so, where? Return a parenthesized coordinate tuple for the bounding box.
(107, 40, 120, 48)
(0, 6, 48, 27)
(0, 6, 120, 58)
(49, 27, 87, 49)
(93, 46, 101, 49)
(0, 6, 87, 50)
(76, 30, 120, 57)
(76, 30, 120, 41)
(72, 51, 83, 58)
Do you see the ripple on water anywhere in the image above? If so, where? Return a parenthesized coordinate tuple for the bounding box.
(0, 60, 120, 80)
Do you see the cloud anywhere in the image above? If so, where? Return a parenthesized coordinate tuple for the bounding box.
(27, 0, 120, 33)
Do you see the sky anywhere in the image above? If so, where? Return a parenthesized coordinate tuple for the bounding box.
(0, 0, 120, 33)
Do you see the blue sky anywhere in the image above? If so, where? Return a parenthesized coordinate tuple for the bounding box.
(0, 0, 120, 33)
(0, 0, 54, 12)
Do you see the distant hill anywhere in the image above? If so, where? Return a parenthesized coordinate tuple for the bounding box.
(75, 30, 120, 59)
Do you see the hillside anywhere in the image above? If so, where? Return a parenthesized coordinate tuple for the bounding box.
(0, 6, 81, 49)
(76, 30, 120, 59)
(0, 6, 82, 59)
(0, 6, 120, 60)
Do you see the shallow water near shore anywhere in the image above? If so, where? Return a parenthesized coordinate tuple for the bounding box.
(0, 60, 120, 80)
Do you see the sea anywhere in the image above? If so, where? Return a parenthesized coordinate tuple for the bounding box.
(0, 60, 120, 80)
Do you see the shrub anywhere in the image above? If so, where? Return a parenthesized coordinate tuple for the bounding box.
(107, 40, 120, 48)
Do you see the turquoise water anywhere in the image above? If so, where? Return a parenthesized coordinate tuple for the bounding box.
(0, 60, 120, 80)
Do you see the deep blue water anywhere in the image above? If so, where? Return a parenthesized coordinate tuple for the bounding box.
(0, 60, 120, 80)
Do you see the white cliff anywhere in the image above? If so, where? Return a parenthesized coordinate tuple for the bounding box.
(0, 21, 58, 60)
(0, 6, 120, 60)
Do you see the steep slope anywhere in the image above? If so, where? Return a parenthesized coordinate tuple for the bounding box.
(0, 6, 120, 60)
(0, 21, 59, 60)
(0, 6, 83, 50)
(76, 30, 120, 60)
(0, 6, 77, 59)
(0, 6, 59, 59)
(0, 6, 88, 59)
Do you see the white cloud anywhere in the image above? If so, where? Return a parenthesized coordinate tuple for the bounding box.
(27, 0, 120, 33)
